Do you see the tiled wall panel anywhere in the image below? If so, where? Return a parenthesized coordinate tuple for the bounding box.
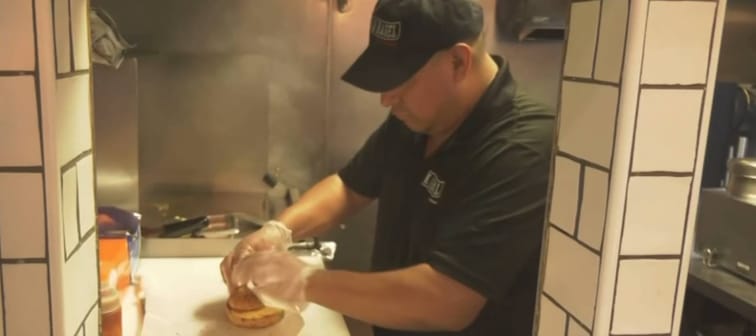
(0, 0, 35, 71)
(640, 1, 717, 85)
(0, 76, 41, 166)
(537, 0, 727, 335)
(594, 0, 628, 83)
(558, 81, 618, 168)
(1, 0, 98, 334)
(0, 174, 47, 259)
(563, 1, 601, 78)
(543, 228, 599, 329)
(3, 263, 52, 336)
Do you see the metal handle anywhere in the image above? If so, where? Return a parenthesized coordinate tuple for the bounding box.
(336, 0, 351, 13)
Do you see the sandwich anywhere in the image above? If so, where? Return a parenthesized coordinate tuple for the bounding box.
(225, 286, 285, 328)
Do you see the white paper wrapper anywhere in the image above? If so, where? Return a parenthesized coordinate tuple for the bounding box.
(137, 257, 347, 336)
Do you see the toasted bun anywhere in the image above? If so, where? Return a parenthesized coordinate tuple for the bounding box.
(225, 286, 284, 329)
(227, 286, 264, 311)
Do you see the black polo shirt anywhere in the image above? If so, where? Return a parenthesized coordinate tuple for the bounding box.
(338, 55, 556, 336)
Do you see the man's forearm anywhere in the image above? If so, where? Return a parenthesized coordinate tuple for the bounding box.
(305, 264, 486, 332)
(277, 174, 372, 240)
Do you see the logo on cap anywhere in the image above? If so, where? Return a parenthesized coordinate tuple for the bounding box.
(371, 17, 401, 41)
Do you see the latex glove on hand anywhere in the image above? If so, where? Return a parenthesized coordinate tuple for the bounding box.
(231, 250, 318, 312)
(220, 220, 293, 289)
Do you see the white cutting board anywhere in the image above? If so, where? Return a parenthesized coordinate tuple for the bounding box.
(138, 257, 350, 336)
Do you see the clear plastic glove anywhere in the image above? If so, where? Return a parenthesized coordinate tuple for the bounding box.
(231, 250, 318, 312)
(220, 220, 292, 289)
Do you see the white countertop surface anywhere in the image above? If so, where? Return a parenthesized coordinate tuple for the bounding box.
(136, 256, 350, 336)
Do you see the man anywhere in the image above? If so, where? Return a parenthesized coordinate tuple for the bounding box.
(221, 0, 555, 334)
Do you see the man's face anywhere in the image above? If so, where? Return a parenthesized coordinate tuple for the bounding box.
(380, 51, 457, 134)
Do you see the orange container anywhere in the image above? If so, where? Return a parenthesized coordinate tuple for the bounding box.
(99, 237, 131, 290)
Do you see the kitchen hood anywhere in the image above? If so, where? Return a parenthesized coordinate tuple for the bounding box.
(495, 0, 570, 41)
(717, 0, 756, 85)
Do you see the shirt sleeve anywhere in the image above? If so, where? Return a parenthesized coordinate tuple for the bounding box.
(337, 117, 393, 198)
(427, 140, 552, 301)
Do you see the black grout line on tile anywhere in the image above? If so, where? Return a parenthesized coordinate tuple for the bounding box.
(590, 0, 603, 80)
(596, 0, 630, 331)
(612, 334, 670, 336)
(563, 310, 570, 336)
(611, 1, 652, 332)
(0, 186, 6, 336)
(75, 165, 82, 240)
(60, 149, 92, 174)
(668, 3, 721, 330)
(51, 0, 59, 75)
(618, 254, 680, 261)
(564, 76, 620, 87)
(0, 258, 48, 264)
(629, 171, 693, 177)
(56, 69, 89, 79)
(534, 0, 574, 330)
(67, 0, 74, 72)
(572, 0, 597, 3)
(77, 299, 98, 336)
(572, 316, 591, 335)
(543, 291, 593, 333)
(30, 1, 55, 335)
(0, 70, 35, 77)
(0, 166, 44, 173)
(639, 83, 706, 90)
(64, 226, 95, 262)
(557, 151, 611, 172)
(550, 223, 601, 256)
(573, 165, 586, 238)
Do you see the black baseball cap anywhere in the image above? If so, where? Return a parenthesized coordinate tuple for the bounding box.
(341, 0, 484, 93)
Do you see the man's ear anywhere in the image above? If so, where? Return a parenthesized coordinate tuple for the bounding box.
(449, 43, 474, 82)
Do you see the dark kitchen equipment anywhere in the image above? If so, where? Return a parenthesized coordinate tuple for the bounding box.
(695, 188, 756, 284)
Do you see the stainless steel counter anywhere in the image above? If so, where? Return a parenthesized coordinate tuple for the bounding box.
(688, 256, 756, 324)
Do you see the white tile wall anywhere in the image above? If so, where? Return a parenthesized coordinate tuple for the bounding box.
(0, 173, 46, 259)
(76, 154, 96, 236)
(558, 81, 618, 167)
(62, 167, 79, 256)
(567, 318, 590, 336)
(0, 0, 35, 71)
(577, 167, 608, 251)
(2, 0, 104, 335)
(537, 296, 566, 336)
(563, 1, 600, 78)
(641, 1, 717, 85)
(3, 263, 51, 336)
(549, 156, 581, 234)
(543, 227, 599, 329)
(0, 76, 41, 166)
(55, 74, 92, 166)
(632, 89, 704, 173)
(62, 236, 98, 336)
(622, 176, 691, 256)
(70, 0, 89, 70)
(593, 0, 628, 83)
(53, 0, 71, 73)
(612, 259, 679, 334)
(84, 304, 99, 336)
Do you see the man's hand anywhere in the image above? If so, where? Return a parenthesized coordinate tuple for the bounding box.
(231, 250, 318, 311)
(220, 220, 293, 289)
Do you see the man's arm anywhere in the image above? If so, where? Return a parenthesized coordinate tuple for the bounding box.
(306, 263, 486, 332)
(277, 174, 373, 240)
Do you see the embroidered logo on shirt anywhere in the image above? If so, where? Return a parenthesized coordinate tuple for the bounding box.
(421, 170, 445, 204)
(371, 17, 402, 41)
